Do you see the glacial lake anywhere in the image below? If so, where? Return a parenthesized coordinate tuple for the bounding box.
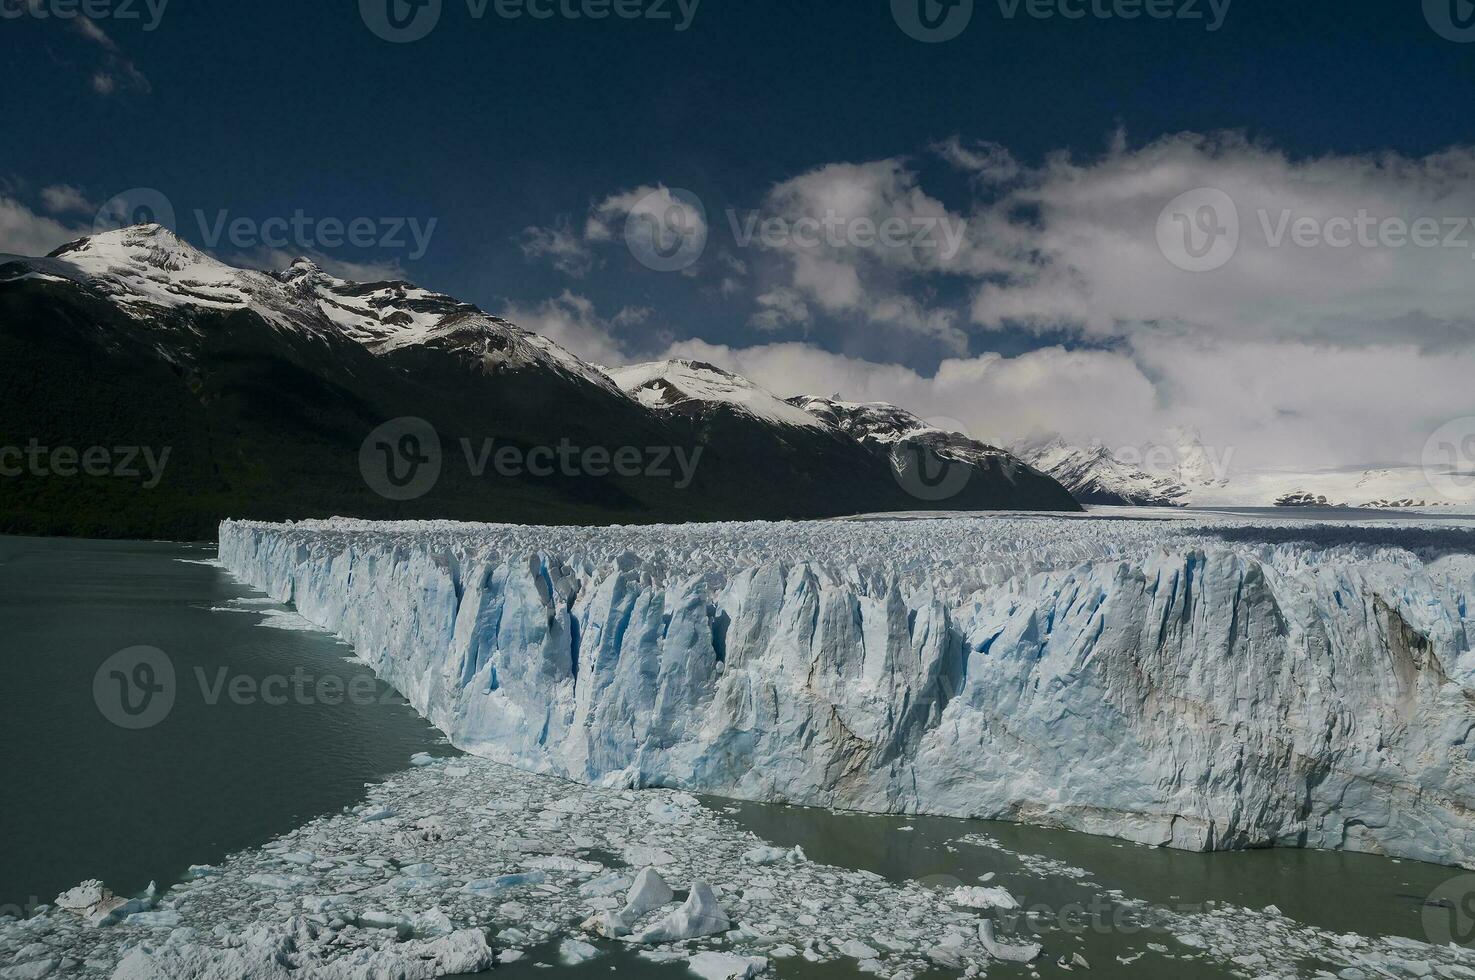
(2, 534, 1468, 978)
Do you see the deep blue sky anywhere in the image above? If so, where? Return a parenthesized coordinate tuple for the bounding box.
(4, 0, 1474, 371)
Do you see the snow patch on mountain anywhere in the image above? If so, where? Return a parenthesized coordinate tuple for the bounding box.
(19, 225, 622, 394)
(789, 396, 1015, 468)
(1193, 465, 1469, 510)
(607, 359, 824, 429)
(1018, 438, 1188, 507)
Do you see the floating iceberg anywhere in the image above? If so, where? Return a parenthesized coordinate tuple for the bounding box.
(219, 515, 1475, 867)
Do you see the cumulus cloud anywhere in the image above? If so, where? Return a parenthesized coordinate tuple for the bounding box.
(40, 184, 93, 215)
(519, 218, 594, 278)
(0, 195, 89, 256)
(521, 185, 708, 280)
(516, 287, 1474, 473)
(735, 159, 1006, 351)
(750, 287, 810, 332)
(510, 132, 1475, 470)
(643, 335, 1474, 472)
(498, 291, 648, 369)
(933, 137, 1020, 184)
(966, 131, 1475, 350)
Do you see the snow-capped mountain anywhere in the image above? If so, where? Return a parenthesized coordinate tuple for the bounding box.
(1019, 437, 1190, 507)
(1022, 424, 1469, 510)
(604, 364, 1075, 513)
(30, 225, 621, 393)
(789, 395, 1013, 467)
(608, 359, 825, 430)
(1195, 466, 1463, 509)
(1165, 425, 1230, 490)
(0, 225, 1079, 537)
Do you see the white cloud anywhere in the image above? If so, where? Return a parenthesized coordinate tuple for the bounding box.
(933, 136, 1020, 184)
(0, 195, 88, 256)
(498, 291, 637, 369)
(509, 133, 1475, 471)
(586, 185, 706, 248)
(750, 288, 811, 332)
(967, 131, 1475, 349)
(40, 184, 93, 215)
(521, 185, 708, 278)
(67, 16, 150, 97)
(637, 335, 1475, 472)
(519, 218, 594, 278)
(651, 337, 1160, 452)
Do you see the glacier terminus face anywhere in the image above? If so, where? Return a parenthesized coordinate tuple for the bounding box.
(217, 514, 1475, 868)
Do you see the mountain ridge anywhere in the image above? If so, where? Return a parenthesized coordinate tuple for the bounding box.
(0, 225, 1079, 538)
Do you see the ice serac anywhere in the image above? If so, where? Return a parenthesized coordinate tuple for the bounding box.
(218, 517, 1475, 867)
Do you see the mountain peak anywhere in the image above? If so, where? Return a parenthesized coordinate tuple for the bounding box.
(50, 223, 216, 272)
(608, 359, 825, 429)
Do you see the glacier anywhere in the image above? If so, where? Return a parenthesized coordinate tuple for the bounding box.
(218, 515, 1475, 868)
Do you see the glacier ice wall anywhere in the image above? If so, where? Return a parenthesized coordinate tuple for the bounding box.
(219, 517, 1475, 867)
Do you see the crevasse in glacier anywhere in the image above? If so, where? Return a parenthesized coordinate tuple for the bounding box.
(218, 517, 1475, 867)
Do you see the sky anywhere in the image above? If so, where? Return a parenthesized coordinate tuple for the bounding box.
(3, 0, 1475, 472)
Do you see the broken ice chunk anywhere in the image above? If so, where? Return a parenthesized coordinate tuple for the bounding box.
(630, 880, 729, 943)
(979, 918, 1042, 963)
(622, 868, 675, 920)
(951, 885, 1020, 910)
(686, 951, 769, 979)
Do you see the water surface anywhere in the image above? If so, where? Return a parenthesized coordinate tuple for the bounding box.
(0, 535, 450, 911)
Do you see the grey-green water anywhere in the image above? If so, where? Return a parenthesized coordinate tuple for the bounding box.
(0, 535, 452, 912)
(3, 535, 1466, 979)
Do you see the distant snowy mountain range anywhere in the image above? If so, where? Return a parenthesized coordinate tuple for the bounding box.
(1018, 432, 1460, 509)
(0, 225, 1076, 537)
